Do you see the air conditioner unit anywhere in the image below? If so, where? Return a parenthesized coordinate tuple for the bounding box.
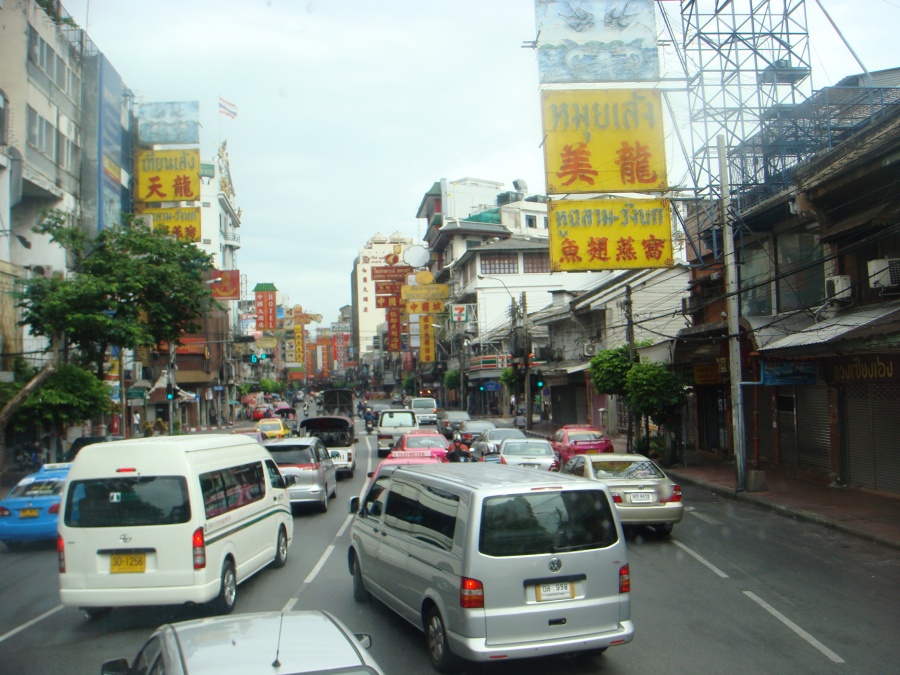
(583, 343, 599, 357)
(825, 275, 852, 302)
(867, 259, 900, 289)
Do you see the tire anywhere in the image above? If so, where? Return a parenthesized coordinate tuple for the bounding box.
(351, 554, 370, 602)
(655, 523, 674, 536)
(330, 480, 337, 500)
(425, 606, 462, 673)
(213, 559, 237, 614)
(319, 491, 329, 513)
(272, 527, 288, 568)
(83, 607, 112, 621)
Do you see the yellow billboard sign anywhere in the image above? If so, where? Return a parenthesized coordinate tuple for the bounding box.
(401, 284, 450, 300)
(541, 89, 667, 194)
(419, 317, 435, 363)
(548, 198, 673, 271)
(405, 300, 445, 314)
(134, 207, 201, 242)
(135, 149, 201, 203)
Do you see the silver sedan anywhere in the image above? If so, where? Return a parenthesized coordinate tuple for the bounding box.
(560, 453, 684, 534)
(496, 438, 559, 471)
(266, 437, 337, 513)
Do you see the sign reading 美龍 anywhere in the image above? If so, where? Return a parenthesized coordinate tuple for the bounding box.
(548, 198, 672, 271)
(541, 89, 666, 194)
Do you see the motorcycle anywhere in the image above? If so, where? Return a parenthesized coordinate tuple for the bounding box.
(365, 419, 374, 434)
(303, 403, 309, 416)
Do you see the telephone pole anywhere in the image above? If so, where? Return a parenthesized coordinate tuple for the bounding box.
(522, 293, 533, 430)
(624, 283, 635, 451)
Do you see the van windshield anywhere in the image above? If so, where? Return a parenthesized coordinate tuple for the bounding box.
(64, 477, 190, 527)
(479, 490, 618, 557)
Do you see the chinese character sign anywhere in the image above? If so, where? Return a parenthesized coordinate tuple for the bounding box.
(541, 89, 667, 194)
(419, 318, 435, 363)
(387, 309, 402, 352)
(294, 326, 305, 367)
(255, 291, 277, 330)
(134, 207, 201, 242)
(548, 198, 673, 271)
(135, 149, 201, 203)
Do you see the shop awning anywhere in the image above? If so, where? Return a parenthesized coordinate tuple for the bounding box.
(175, 370, 215, 384)
(760, 301, 900, 354)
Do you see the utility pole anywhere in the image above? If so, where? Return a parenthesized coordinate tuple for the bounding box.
(522, 293, 533, 430)
(168, 342, 176, 435)
(624, 283, 635, 451)
(718, 135, 746, 491)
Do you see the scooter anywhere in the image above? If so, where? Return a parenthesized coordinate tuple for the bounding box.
(365, 418, 374, 434)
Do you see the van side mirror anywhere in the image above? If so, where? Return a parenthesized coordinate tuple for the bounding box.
(101, 658, 131, 675)
(349, 496, 360, 514)
(283, 474, 296, 486)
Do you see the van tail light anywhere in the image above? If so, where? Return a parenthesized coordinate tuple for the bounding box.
(619, 564, 630, 593)
(192, 527, 207, 569)
(48, 503, 60, 515)
(460, 577, 484, 608)
(378, 434, 392, 442)
(58, 534, 66, 573)
(611, 492, 622, 504)
(660, 484, 682, 503)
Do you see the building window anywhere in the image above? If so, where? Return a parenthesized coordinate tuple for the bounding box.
(526, 214, 537, 229)
(481, 253, 518, 275)
(776, 229, 824, 312)
(740, 242, 773, 316)
(523, 252, 551, 274)
(543, 217, 548, 229)
(27, 106, 56, 159)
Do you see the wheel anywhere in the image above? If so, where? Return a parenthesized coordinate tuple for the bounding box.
(272, 527, 288, 568)
(319, 491, 329, 513)
(330, 480, 337, 500)
(348, 466, 355, 479)
(655, 523, 673, 536)
(425, 606, 462, 673)
(212, 559, 237, 614)
(351, 554, 370, 602)
(83, 607, 112, 621)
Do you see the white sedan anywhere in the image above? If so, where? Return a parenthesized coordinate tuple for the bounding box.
(496, 438, 559, 471)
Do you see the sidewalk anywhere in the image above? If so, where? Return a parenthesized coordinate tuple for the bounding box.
(528, 429, 900, 551)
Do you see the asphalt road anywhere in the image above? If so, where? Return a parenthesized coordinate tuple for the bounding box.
(1, 413, 898, 673)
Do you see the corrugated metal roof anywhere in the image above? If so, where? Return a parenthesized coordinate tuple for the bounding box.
(760, 302, 900, 352)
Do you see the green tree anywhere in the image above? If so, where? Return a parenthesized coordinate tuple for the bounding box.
(259, 378, 283, 394)
(443, 370, 460, 391)
(625, 361, 687, 461)
(402, 375, 416, 395)
(588, 346, 635, 396)
(499, 367, 517, 389)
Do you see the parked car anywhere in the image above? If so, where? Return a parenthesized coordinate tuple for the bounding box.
(457, 419, 496, 445)
(560, 453, 683, 534)
(375, 408, 419, 458)
(100, 610, 384, 675)
(251, 404, 272, 421)
(390, 431, 449, 461)
(0, 462, 71, 548)
(348, 464, 632, 670)
(551, 424, 614, 464)
(231, 428, 266, 443)
(296, 416, 357, 479)
(436, 409, 471, 438)
(266, 437, 337, 513)
(255, 418, 292, 440)
(496, 438, 559, 471)
(470, 428, 526, 459)
(408, 396, 438, 424)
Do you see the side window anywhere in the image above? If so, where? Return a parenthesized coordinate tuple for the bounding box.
(265, 459, 285, 490)
(131, 635, 163, 675)
(411, 483, 459, 551)
(364, 476, 391, 518)
(573, 459, 585, 477)
(384, 481, 416, 533)
(201, 471, 227, 518)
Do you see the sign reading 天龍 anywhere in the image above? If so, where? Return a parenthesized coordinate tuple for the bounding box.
(541, 89, 666, 194)
(135, 149, 200, 203)
(534, 0, 659, 84)
(548, 198, 673, 271)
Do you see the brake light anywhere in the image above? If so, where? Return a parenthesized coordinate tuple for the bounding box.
(192, 527, 207, 569)
(611, 492, 622, 504)
(378, 434, 392, 441)
(48, 503, 60, 515)
(0, 506, 10, 517)
(660, 484, 682, 503)
(58, 534, 65, 573)
(116, 467, 137, 473)
(549, 459, 559, 471)
(460, 577, 484, 608)
(619, 564, 630, 593)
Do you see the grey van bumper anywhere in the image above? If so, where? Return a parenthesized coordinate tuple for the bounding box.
(448, 619, 634, 662)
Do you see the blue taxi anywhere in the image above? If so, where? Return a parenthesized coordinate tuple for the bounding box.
(0, 462, 71, 548)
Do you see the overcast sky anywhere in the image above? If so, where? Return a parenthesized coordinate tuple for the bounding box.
(62, 0, 899, 325)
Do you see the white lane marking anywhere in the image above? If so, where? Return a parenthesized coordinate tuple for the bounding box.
(671, 540, 729, 578)
(281, 596, 298, 613)
(303, 544, 335, 585)
(743, 591, 845, 663)
(688, 510, 721, 525)
(336, 514, 354, 538)
(0, 604, 64, 644)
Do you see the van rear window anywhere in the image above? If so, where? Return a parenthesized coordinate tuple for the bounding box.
(64, 477, 190, 527)
(479, 490, 617, 557)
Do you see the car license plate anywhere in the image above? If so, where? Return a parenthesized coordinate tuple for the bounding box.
(535, 581, 575, 602)
(630, 492, 653, 503)
(110, 553, 146, 573)
(522, 463, 540, 469)
(19, 508, 39, 518)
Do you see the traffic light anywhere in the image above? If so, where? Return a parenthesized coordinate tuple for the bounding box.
(166, 384, 174, 400)
(536, 369, 544, 389)
(259, 352, 268, 360)
(479, 384, 485, 391)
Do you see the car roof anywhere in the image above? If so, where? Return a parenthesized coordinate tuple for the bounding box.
(393, 463, 591, 491)
(164, 611, 376, 674)
(17, 463, 71, 482)
(561, 424, 600, 431)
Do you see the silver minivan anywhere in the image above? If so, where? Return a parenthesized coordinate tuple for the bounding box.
(347, 464, 633, 671)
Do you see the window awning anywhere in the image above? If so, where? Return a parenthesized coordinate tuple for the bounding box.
(760, 302, 900, 354)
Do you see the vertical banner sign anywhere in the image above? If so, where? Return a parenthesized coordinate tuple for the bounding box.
(305, 342, 317, 374)
(541, 89, 667, 194)
(419, 317, 435, 363)
(548, 198, 673, 271)
(255, 290, 277, 330)
(387, 309, 402, 352)
(294, 327, 305, 367)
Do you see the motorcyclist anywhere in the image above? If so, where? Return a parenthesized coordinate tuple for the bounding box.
(363, 407, 376, 429)
(303, 400, 309, 416)
(447, 434, 473, 462)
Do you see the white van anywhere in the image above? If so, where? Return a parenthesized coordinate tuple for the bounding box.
(348, 464, 633, 671)
(58, 435, 293, 619)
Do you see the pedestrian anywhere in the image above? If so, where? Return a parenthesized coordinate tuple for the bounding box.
(515, 410, 526, 431)
(509, 394, 516, 416)
(133, 410, 141, 436)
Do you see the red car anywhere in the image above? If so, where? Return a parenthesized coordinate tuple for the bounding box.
(391, 430, 449, 460)
(551, 424, 614, 464)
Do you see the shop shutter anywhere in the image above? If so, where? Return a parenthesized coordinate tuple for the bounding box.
(871, 383, 900, 493)
(796, 386, 830, 472)
(777, 392, 798, 467)
(845, 384, 875, 489)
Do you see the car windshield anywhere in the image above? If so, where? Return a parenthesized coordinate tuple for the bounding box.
(479, 490, 618, 556)
(405, 436, 447, 449)
(443, 412, 469, 420)
(464, 422, 495, 432)
(268, 446, 316, 465)
(412, 399, 436, 409)
(489, 429, 525, 440)
(258, 421, 283, 430)
(591, 459, 666, 479)
(502, 441, 553, 456)
(64, 477, 190, 527)
(568, 431, 605, 442)
(9, 478, 65, 498)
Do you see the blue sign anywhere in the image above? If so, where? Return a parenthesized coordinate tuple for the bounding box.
(482, 380, 501, 392)
(761, 361, 817, 386)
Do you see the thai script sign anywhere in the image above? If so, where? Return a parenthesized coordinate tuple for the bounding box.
(541, 89, 666, 194)
(135, 149, 200, 203)
(829, 355, 899, 383)
(135, 207, 201, 242)
(372, 265, 413, 281)
(401, 284, 450, 300)
(761, 361, 817, 386)
(548, 198, 672, 271)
